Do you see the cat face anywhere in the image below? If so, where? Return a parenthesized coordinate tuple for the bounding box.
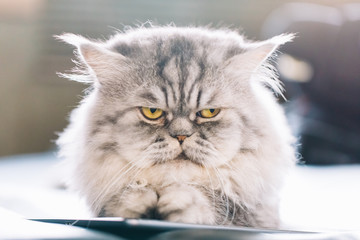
(58, 27, 292, 169)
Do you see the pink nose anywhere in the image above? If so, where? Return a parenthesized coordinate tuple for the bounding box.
(176, 135, 187, 144)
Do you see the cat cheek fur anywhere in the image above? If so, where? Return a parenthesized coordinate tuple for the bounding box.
(57, 26, 296, 228)
(181, 114, 242, 167)
(91, 109, 182, 168)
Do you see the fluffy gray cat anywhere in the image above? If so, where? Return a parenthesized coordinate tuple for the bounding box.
(57, 25, 296, 229)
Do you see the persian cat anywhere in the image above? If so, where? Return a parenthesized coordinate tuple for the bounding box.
(57, 25, 296, 229)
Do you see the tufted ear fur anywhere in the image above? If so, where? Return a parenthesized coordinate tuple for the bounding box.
(224, 34, 294, 96)
(227, 34, 294, 73)
(56, 33, 127, 84)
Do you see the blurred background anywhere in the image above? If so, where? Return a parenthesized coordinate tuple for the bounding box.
(1, 0, 359, 164)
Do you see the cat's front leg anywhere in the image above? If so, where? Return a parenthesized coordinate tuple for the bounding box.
(99, 183, 158, 218)
(157, 184, 216, 224)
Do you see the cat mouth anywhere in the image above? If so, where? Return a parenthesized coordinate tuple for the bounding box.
(174, 151, 203, 166)
(174, 152, 189, 160)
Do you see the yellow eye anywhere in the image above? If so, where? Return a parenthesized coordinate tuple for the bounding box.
(140, 107, 164, 120)
(197, 108, 220, 118)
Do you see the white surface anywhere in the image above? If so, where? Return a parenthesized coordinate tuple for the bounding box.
(0, 152, 359, 231)
(0, 152, 90, 219)
(280, 165, 360, 231)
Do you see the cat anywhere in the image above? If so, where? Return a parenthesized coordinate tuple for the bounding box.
(56, 25, 296, 229)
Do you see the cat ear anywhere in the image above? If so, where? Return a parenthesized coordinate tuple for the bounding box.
(56, 33, 126, 84)
(226, 34, 294, 73)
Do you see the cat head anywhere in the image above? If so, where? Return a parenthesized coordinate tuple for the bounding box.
(58, 26, 293, 168)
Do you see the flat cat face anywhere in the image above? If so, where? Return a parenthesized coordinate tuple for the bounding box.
(58, 27, 292, 169)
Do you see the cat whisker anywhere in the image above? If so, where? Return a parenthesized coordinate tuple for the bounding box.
(116, 162, 147, 204)
(203, 163, 217, 218)
(213, 154, 245, 224)
(198, 141, 247, 225)
(210, 163, 230, 225)
(109, 151, 156, 206)
(230, 193, 237, 224)
(91, 160, 140, 214)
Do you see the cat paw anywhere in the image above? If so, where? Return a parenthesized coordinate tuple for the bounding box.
(101, 182, 158, 218)
(157, 184, 215, 224)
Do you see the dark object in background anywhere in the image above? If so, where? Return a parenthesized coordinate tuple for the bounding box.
(262, 3, 360, 164)
(30, 218, 360, 240)
(150, 229, 359, 240)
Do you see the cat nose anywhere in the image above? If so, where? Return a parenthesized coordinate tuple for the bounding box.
(168, 117, 194, 144)
(176, 135, 187, 144)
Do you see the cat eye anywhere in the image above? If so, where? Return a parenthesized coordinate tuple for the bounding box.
(197, 108, 220, 118)
(140, 107, 164, 120)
